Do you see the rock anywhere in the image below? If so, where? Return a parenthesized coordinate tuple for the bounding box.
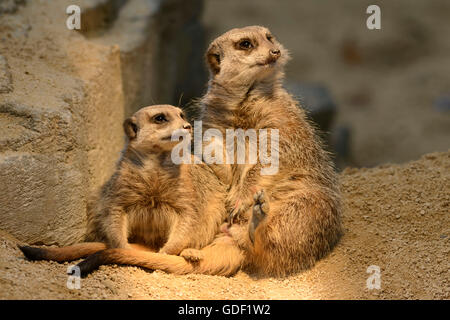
(285, 82, 337, 134)
(331, 125, 352, 167)
(78, 0, 127, 36)
(433, 94, 450, 112)
(91, 0, 207, 116)
(0, 102, 87, 245)
(285, 83, 354, 169)
(0, 55, 13, 94)
(0, 0, 26, 14)
(156, 0, 207, 109)
(92, 0, 163, 116)
(0, 0, 205, 245)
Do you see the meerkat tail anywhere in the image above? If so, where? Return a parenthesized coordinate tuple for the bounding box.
(18, 242, 107, 262)
(76, 249, 195, 277)
(77, 236, 245, 277)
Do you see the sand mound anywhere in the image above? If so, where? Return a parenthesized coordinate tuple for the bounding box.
(0, 151, 448, 299)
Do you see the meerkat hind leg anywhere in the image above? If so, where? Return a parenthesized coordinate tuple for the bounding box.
(249, 190, 269, 244)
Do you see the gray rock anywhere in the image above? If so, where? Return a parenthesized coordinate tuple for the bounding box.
(0, 153, 86, 245)
(285, 82, 337, 134)
(285, 82, 356, 169)
(331, 125, 352, 169)
(0, 0, 26, 14)
(90, 0, 207, 116)
(433, 94, 450, 112)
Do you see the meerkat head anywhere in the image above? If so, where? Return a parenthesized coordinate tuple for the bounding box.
(123, 105, 192, 153)
(206, 26, 289, 87)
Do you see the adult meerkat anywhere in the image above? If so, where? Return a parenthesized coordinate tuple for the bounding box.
(19, 105, 227, 263)
(75, 26, 342, 277)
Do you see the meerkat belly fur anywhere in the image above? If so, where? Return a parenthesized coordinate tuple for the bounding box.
(69, 26, 342, 277)
(19, 105, 227, 266)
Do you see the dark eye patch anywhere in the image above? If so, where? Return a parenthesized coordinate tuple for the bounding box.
(236, 38, 254, 50)
(153, 113, 168, 123)
(266, 34, 274, 43)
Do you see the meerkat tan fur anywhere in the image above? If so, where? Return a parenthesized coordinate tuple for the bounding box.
(199, 26, 342, 276)
(19, 105, 227, 264)
(74, 26, 342, 278)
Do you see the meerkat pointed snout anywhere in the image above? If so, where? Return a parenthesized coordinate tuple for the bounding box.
(205, 26, 289, 85)
(123, 104, 191, 152)
(267, 48, 281, 63)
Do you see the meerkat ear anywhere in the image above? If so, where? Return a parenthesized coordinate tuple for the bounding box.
(123, 117, 138, 139)
(206, 43, 221, 75)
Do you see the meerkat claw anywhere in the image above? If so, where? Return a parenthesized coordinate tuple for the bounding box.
(249, 190, 269, 244)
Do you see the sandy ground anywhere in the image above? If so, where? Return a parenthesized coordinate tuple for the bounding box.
(1, 151, 448, 300)
(202, 0, 450, 168)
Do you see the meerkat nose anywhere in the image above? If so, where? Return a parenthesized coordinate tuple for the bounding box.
(270, 49, 281, 58)
(183, 123, 192, 130)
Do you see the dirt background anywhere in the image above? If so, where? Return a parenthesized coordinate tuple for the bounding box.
(1, 151, 448, 300)
(202, 0, 450, 168)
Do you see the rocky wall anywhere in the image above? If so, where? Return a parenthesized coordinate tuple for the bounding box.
(0, 0, 205, 245)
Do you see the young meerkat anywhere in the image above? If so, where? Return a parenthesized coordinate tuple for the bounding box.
(19, 105, 227, 263)
(75, 26, 342, 278)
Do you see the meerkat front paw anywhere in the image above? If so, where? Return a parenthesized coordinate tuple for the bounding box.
(249, 190, 270, 244)
(227, 196, 254, 225)
(180, 248, 204, 262)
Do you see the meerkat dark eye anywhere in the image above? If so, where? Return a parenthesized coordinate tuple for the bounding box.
(266, 34, 273, 43)
(239, 40, 253, 50)
(154, 114, 168, 123)
(180, 113, 185, 120)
